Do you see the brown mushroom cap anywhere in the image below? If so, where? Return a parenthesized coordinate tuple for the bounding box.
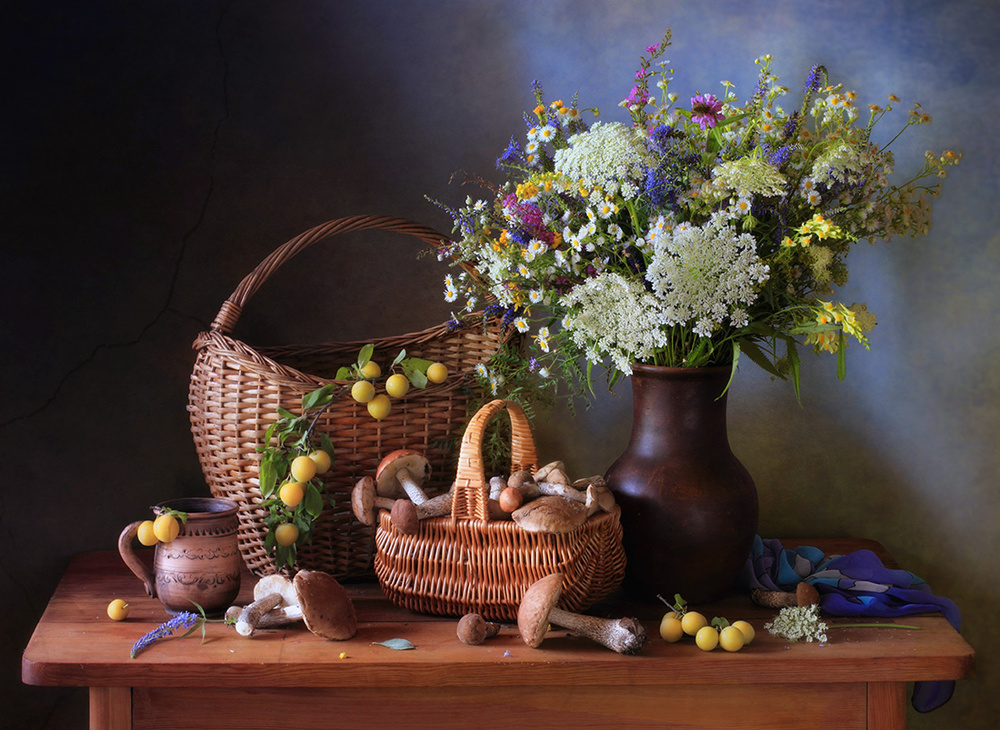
(796, 581, 820, 606)
(511, 495, 587, 534)
(517, 573, 564, 648)
(456, 613, 500, 645)
(293, 570, 357, 640)
(390, 499, 420, 535)
(351, 476, 377, 526)
(375, 449, 431, 497)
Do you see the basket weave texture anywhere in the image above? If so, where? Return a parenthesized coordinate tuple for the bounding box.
(374, 399, 627, 620)
(188, 216, 507, 579)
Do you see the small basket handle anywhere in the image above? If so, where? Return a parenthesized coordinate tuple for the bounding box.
(451, 399, 539, 521)
(209, 216, 451, 336)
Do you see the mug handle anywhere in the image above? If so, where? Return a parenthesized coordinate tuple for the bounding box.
(118, 521, 157, 599)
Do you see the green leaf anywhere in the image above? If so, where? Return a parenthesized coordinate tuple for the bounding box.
(335, 366, 352, 380)
(402, 356, 434, 372)
(738, 340, 783, 378)
(304, 483, 324, 518)
(372, 638, 416, 651)
(320, 433, 335, 463)
(357, 343, 374, 367)
(402, 363, 428, 389)
(260, 457, 278, 497)
(276, 406, 296, 420)
(302, 384, 336, 412)
(391, 349, 407, 367)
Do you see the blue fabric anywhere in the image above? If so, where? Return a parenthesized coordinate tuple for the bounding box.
(738, 536, 962, 712)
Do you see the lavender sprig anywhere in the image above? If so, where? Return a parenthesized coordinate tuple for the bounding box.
(130, 602, 220, 659)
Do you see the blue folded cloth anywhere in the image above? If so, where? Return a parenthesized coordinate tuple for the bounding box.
(738, 536, 962, 712)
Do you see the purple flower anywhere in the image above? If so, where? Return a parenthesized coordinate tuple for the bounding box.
(496, 136, 521, 169)
(690, 93, 724, 130)
(131, 611, 200, 658)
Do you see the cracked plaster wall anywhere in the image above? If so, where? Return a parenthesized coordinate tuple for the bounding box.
(4, 1, 998, 727)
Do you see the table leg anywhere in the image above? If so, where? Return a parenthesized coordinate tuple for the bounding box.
(90, 687, 131, 730)
(867, 682, 906, 730)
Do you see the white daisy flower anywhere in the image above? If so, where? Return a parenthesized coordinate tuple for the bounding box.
(513, 317, 530, 333)
(529, 289, 544, 304)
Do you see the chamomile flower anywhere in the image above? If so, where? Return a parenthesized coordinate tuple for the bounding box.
(529, 289, 544, 304)
(513, 316, 530, 333)
(807, 190, 822, 206)
(535, 326, 551, 352)
(537, 124, 557, 143)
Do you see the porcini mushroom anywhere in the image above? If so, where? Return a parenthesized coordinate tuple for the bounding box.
(750, 582, 821, 609)
(456, 613, 500, 645)
(293, 569, 357, 640)
(517, 573, 647, 655)
(376, 449, 432, 505)
(351, 475, 397, 527)
(511, 495, 588, 534)
(235, 574, 302, 637)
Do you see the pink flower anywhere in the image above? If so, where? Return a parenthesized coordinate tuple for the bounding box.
(690, 93, 724, 129)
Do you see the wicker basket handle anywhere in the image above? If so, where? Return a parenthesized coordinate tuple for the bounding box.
(209, 216, 450, 335)
(451, 399, 539, 521)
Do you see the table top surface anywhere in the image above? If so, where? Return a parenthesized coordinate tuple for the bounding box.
(22, 539, 974, 689)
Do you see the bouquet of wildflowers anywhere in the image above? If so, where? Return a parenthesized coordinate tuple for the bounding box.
(436, 29, 959, 399)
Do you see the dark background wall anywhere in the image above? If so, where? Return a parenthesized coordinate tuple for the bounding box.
(5, 1, 997, 727)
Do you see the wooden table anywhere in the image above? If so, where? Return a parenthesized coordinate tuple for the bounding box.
(22, 539, 974, 729)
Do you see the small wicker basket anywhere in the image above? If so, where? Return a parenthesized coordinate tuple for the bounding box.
(373, 399, 627, 620)
(188, 216, 508, 579)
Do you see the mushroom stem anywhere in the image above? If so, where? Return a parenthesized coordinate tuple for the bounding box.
(226, 603, 302, 629)
(394, 466, 429, 505)
(750, 582, 820, 608)
(235, 593, 284, 637)
(547, 607, 647, 655)
(537, 482, 586, 502)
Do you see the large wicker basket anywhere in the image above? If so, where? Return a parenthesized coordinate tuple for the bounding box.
(188, 216, 507, 580)
(373, 399, 626, 620)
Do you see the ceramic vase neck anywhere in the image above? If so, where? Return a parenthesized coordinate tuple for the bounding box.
(628, 364, 733, 456)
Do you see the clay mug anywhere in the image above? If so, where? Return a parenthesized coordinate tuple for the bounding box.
(118, 497, 242, 616)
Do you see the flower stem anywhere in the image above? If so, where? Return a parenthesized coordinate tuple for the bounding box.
(828, 623, 922, 630)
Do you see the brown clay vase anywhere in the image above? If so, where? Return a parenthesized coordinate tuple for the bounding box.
(604, 365, 758, 604)
(118, 497, 242, 616)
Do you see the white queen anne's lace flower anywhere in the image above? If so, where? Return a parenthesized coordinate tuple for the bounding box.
(553, 122, 654, 198)
(558, 273, 668, 374)
(645, 212, 770, 336)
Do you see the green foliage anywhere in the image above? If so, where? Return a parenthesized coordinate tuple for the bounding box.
(257, 385, 338, 570)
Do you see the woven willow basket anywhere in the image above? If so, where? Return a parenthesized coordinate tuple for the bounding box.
(188, 216, 507, 579)
(373, 399, 626, 620)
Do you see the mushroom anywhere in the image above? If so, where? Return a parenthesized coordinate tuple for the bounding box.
(351, 475, 397, 527)
(750, 582, 821, 609)
(293, 569, 357, 640)
(517, 573, 647, 655)
(234, 574, 302, 637)
(584, 484, 616, 516)
(511, 495, 587, 534)
(390, 490, 454, 534)
(376, 449, 432, 505)
(499, 478, 541, 513)
(232, 571, 358, 640)
(456, 613, 500, 645)
(572, 475, 608, 491)
(488, 475, 507, 501)
(534, 461, 569, 485)
(537, 482, 587, 502)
